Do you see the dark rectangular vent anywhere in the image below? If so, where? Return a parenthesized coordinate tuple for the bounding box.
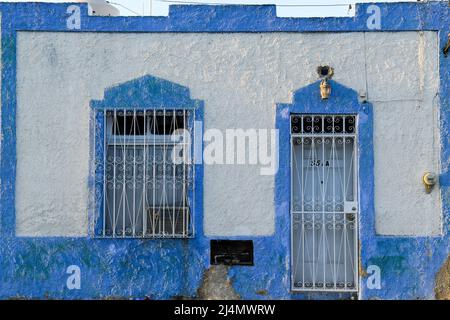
(210, 240, 254, 266)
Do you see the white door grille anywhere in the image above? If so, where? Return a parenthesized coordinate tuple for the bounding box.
(291, 114, 358, 292)
(95, 109, 194, 238)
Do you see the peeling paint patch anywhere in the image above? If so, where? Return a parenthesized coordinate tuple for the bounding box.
(197, 265, 240, 300)
(359, 259, 368, 278)
(256, 289, 268, 296)
(435, 255, 450, 300)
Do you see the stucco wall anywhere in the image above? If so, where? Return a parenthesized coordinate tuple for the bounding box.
(367, 31, 442, 235)
(15, 31, 441, 237)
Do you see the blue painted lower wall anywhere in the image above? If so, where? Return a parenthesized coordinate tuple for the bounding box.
(1, 222, 447, 299)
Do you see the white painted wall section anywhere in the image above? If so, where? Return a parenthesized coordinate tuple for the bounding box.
(15, 31, 441, 237)
(366, 32, 441, 235)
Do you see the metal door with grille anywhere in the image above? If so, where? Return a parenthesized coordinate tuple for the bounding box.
(291, 114, 358, 292)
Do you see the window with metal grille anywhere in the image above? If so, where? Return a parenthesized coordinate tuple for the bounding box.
(97, 109, 194, 238)
(291, 114, 358, 292)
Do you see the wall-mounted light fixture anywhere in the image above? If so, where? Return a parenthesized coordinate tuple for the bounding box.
(317, 65, 334, 100)
(422, 172, 437, 194)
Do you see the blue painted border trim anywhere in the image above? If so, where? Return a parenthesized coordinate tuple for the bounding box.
(0, 2, 448, 299)
(274, 80, 373, 297)
(1, 2, 448, 32)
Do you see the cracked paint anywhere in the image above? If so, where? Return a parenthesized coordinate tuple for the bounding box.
(435, 255, 450, 300)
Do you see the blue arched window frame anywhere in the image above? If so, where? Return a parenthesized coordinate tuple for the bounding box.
(90, 75, 204, 238)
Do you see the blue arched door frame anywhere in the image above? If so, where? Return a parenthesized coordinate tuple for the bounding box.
(275, 80, 374, 296)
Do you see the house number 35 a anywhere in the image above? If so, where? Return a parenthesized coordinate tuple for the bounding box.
(310, 159, 331, 167)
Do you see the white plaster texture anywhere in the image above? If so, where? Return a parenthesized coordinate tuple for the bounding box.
(14, 31, 441, 236)
(366, 32, 442, 235)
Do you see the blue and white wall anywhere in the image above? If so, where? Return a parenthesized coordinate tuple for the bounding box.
(0, 2, 449, 299)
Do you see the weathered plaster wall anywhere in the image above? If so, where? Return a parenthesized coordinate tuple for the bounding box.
(15, 31, 441, 237)
(1, 2, 448, 300)
(15, 32, 90, 236)
(368, 31, 442, 235)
